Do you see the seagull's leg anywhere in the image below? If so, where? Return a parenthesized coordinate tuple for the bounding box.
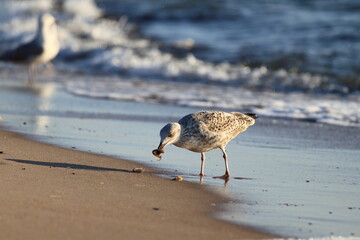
(28, 65, 36, 86)
(45, 61, 54, 71)
(214, 147, 230, 180)
(33, 65, 38, 84)
(200, 152, 205, 176)
(27, 65, 33, 85)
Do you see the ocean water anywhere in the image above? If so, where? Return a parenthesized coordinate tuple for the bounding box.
(0, 0, 359, 126)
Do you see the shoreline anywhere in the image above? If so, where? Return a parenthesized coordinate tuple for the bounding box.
(0, 129, 276, 240)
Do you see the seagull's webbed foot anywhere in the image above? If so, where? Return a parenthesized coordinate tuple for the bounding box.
(213, 173, 230, 181)
(199, 175, 204, 184)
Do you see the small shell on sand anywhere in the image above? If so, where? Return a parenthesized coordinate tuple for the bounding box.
(133, 168, 145, 173)
(172, 176, 183, 181)
(152, 149, 164, 160)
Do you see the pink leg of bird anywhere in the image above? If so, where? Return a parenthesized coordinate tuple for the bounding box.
(200, 152, 205, 176)
(214, 147, 230, 180)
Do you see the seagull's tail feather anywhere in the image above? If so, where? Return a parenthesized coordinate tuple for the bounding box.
(0, 52, 7, 61)
(244, 113, 259, 119)
(0, 48, 22, 62)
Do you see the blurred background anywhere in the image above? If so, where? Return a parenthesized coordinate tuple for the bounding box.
(0, 0, 359, 126)
(97, 0, 360, 82)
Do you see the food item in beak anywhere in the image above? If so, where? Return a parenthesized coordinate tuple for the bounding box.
(152, 149, 164, 159)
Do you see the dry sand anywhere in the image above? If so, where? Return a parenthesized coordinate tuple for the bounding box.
(0, 129, 275, 240)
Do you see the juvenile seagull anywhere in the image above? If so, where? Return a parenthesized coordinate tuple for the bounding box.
(152, 111, 258, 179)
(0, 13, 60, 85)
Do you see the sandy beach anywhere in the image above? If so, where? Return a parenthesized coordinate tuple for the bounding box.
(0, 69, 360, 238)
(0, 129, 275, 240)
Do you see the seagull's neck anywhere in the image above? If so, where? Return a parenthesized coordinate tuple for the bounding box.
(34, 20, 45, 45)
(35, 22, 58, 48)
(171, 123, 182, 146)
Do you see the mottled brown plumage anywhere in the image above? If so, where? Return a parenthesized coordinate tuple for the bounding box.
(152, 111, 258, 179)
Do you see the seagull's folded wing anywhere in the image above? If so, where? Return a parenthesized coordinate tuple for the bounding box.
(0, 40, 43, 63)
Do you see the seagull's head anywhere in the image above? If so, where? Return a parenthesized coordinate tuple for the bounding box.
(152, 123, 181, 159)
(39, 13, 57, 30)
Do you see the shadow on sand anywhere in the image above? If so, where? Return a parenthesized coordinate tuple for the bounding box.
(5, 158, 132, 173)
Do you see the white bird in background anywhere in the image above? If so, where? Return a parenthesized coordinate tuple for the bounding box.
(152, 111, 258, 179)
(0, 13, 60, 85)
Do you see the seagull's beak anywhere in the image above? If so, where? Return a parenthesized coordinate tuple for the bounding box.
(157, 140, 167, 152)
(152, 140, 166, 159)
(157, 141, 168, 153)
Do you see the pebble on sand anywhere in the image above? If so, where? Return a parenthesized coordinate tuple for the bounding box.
(133, 168, 145, 173)
(172, 176, 183, 181)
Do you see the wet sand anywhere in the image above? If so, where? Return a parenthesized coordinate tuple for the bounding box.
(0, 129, 275, 240)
